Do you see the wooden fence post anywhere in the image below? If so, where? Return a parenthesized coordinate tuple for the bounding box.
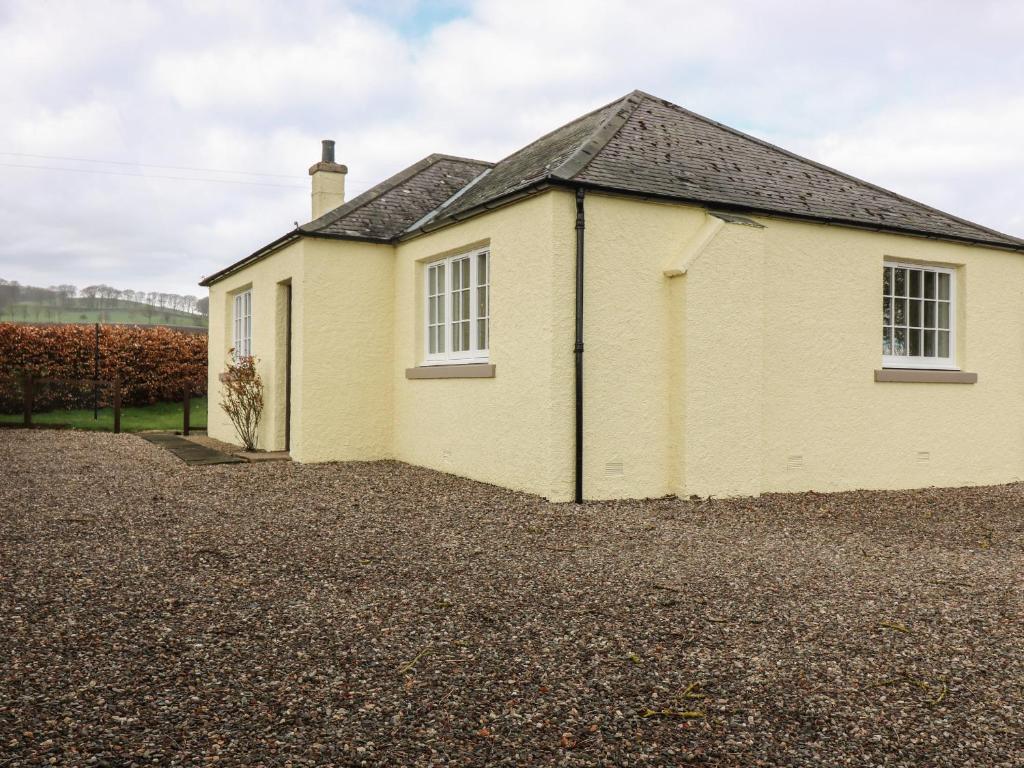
(183, 384, 191, 436)
(22, 373, 33, 427)
(112, 375, 121, 434)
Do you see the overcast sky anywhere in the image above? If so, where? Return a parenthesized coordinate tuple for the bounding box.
(2, 0, 1022, 296)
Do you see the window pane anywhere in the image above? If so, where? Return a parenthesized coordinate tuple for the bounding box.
(478, 285, 488, 317)
(909, 269, 921, 297)
(429, 296, 436, 324)
(894, 327, 907, 355)
(462, 258, 470, 285)
(478, 318, 488, 350)
(478, 253, 488, 285)
(909, 299, 921, 327)
(429, 326, 436, 354)
(462, 321, 469, 350)
(429, 267, 436, 294)
(924, 271, 936, 299)
(883, 266, 892, 295)
(894, 298, 906, 325)
(924, 330, 936, 357)
(462, 290, 470, 319)
(938, 302, 949, 329)
(924, 300, 936, 328)
(894, 268, 906, 296)
(882, 326, 892, 356)
(938, 331, 950, 357)
(938, 272, 950, 300)
(438, 265, 445, 293)
(909, 329, 921, 356)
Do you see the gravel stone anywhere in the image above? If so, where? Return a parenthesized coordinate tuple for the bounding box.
(1, 430, 1022, 766)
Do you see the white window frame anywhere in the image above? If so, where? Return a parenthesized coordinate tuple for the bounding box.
(233, 289, 252, 359)
(423, 247, 489, 365)
(882, 261, 957, 370)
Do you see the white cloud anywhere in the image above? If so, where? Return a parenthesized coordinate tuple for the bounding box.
(151, 11, 409, 112)
(0, 0, 1021, 295)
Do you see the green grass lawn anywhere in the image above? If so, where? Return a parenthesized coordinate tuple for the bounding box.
(0, 397, 207, 432)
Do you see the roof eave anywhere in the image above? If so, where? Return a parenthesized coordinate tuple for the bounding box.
(399, 179, 556, 240)
(401, 176, 1024, 253)
(199, 230, 302, 288)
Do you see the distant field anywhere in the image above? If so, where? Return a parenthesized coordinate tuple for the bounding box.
(0, 298, 207, 327)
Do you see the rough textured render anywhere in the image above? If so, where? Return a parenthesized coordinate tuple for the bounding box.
(432, 90, 1024, 250)
(302, 154, 492, 240)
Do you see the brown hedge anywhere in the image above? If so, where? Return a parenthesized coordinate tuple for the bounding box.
(0, 323, 207, 412)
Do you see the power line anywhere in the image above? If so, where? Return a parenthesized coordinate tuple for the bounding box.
(0, 151, 370, 183)
(0, 162, 308, 189)
(0, 151, 304, 180)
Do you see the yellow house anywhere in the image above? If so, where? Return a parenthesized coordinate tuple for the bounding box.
(200, 90, 1024, 502)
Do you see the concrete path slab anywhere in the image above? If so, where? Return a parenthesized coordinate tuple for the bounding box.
(138, 432, 246, 465)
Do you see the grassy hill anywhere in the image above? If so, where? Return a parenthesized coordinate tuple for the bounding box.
(1, 298, 207, 327)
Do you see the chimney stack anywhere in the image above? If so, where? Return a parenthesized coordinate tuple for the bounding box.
(308, 139, 347, 219)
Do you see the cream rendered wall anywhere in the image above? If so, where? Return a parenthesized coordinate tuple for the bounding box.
(758, 219, 1024, 494)
(205, 189, 1024, 503)
(564, 192, 1024, 500)
(207, 240, 305, 453)
(580, 194, 706, 500)
(675, 216, 767, 498)
(392, 192, 578, 500)
(296, 237, 394, 463)
(206, 237, 394, 463)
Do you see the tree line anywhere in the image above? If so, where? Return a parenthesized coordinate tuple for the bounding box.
(0, 279, 209, 322)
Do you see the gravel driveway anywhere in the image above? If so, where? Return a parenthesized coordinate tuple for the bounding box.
(1, 430, 1022, 766)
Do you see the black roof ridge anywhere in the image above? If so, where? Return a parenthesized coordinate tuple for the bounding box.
(550, 90, 645, 180)
(636, 92, 1024, 248)
(300, 153, 491, 234)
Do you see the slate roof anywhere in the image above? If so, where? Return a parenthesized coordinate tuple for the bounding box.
(425, 90, 1023, 249)
(202, 90, 1021, 286)
(301, 154, 492, 240)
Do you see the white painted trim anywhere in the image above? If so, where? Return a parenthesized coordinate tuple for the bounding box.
(232, 289, 252, 359)
(422, 246, 490, 366)
(882, 260, 957, 370)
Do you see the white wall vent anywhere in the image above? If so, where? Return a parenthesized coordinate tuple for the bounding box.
(605, 460, 624, 477)
(916, 451, 930, 465)
(787, 455, 804, 471)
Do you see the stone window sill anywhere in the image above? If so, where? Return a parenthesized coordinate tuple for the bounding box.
(405, 363, 495, 379)
(874, 369, 977, 384)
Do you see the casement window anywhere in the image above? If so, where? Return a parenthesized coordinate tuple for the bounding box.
(233, 290, 252, 359)
(424, 248, 489, 364)
(883, 262, 955, 369)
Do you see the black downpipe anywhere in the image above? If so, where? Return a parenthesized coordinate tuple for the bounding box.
(574, 188, 586, 503)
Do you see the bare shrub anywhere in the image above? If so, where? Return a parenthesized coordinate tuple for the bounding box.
(219, 353, 263, 451)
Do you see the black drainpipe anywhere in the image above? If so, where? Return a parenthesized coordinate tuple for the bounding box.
(574, 188, 586, 504)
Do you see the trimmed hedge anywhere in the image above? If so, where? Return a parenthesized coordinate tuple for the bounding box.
(0, 323, 207, 413)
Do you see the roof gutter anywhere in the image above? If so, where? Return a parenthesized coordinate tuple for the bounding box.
(199, 230, 302, 287)
(198, 229, 394, 288)
(543, 178, 1024, 253)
